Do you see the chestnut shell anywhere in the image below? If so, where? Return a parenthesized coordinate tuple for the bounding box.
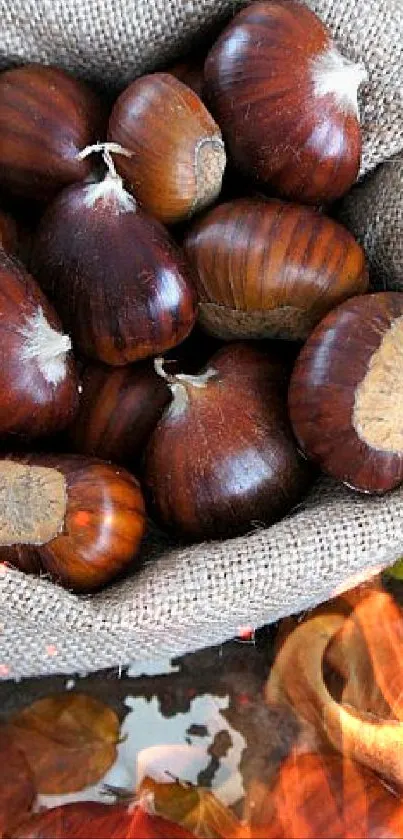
(145, 343, 312, 541)
(289, 292, 403, 493)
(204, 0, 363, 204)
(0, 251, 78, 439)
(31, 179, 198, 365)
(0, 64, 105, 201)
(68, 361, 171, 465)
(184, 197, 368, 342)
(1, 453, 146, 592)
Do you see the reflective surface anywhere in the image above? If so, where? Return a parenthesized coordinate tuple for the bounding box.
(1, 574, 403, 838)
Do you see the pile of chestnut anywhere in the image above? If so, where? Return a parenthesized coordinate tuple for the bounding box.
(0, 0, 400, 595)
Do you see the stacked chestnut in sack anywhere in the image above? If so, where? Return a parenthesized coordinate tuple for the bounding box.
(0, 0, 398, 596)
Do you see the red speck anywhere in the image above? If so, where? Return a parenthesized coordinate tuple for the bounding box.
(236, 693, 252, 706)
(237, 625, 255, 642)
(74, 510, 91, 528)
(46, 645, 58, 657)
(0, 563, 7, 576)
(187, 688, 197, 699)
(0, 664, 10, 677)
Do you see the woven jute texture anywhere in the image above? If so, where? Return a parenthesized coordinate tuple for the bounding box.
(0, 0, 402, 679)
(2, 480, 403, 680)
(340, 157, 403, 291)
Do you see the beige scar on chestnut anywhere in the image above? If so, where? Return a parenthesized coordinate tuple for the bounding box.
(0, 462, 66, 546)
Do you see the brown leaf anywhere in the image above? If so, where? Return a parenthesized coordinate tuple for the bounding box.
(138, 777, 240, 839)
(0, 726, 36, 838)
(244, 751, 403, 839)
(7, 693, 119, 794)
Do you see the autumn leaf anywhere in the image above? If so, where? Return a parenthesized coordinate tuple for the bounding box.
(7, 693, 119, 794)
(10, 802, 196, 839)
(138, 777, 240, 839)
(0, 726, 36, 838)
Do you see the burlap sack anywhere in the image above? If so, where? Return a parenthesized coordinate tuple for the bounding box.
(0, 0, 402, 679)
(340, 157, 403, 291)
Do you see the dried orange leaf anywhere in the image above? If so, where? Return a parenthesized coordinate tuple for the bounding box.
(138, 777, 240, 839)
(8, 693, 119, 794)
(0, 726, 36, 838)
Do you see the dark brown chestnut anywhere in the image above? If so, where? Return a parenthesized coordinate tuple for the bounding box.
(0, 209, 18, 255)
(0, 251, 78, 439)
(144, 343, 312, 541)
(108, 73, 226, 225)
(0, 454, 146, 592)
(289, 292, 403, 493)
(184, 197, 368, 341)
(68, 360, 171, 465)
(31, 146, 198, 365)
(0, 64, 105, 202)
(204, 1, 366, 204)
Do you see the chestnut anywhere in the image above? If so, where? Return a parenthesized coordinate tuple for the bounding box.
(68, 360, 171, 465)
(0, 64, 105, 202)
(204, 1, 366, 204)
(184, 198, 368, 341)
(0, 209, 17, 255)
(0, 251, 78, 439)
(108, 73, 226, 224)
(31, 146, 198, 365)
(144, 343, 312, 541)
(0, 454, 146, 592)
(288, 292, 403, 493)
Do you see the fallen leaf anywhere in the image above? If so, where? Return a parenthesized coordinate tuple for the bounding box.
(138, 777, 240, 839)
(7, 693, 119, 794)
(243, 751, 403, 839)
(0, 726, 36, 837)
(9, 802, 196, 839)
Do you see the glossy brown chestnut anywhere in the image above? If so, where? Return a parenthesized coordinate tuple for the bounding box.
(247, 751, 403, 839)
(0, 251, 78, 439)
(185, 197, 368, 342)
(31, 158, 198, 365)
(68, 361, 171, 464)
(0, 64, 105, 202)
(0, 454, 146, 592)
(144, 343, 312, 541)
(289, 292, 403, 493)
(204, 1, 366, 204)
(108, 73, 226, 224)
(0, 209, 18, 254)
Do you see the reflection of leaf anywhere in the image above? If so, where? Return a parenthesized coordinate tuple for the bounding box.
(243, 751, 403, 839)
(138, 777, 240, 839)
(11, 802, 196, 839)
(0, 726, 36, 838)
(7, 694, 119, 794)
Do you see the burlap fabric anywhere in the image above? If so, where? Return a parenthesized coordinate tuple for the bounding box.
(0, 0, 402, 679)
(340, 158, 403, 291)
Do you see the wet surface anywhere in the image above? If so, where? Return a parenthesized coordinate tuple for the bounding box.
(1, 576, 403, 838)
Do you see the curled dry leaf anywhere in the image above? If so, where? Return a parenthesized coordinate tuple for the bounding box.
(243, 751, 403, 839)
(265, 596, 403, 788)
(0, 726, 36, 838)
(8, 802, 196, 839)
(7, 693, 119, 794)
(341, 590, 403, 720)
(138, 777, 240, 839)
(326, 595, 393, 719)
